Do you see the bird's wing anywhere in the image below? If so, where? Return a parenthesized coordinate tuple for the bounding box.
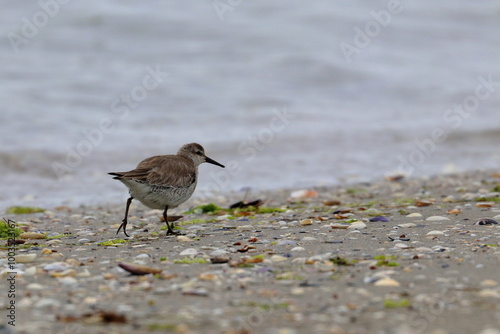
(109, 155, 196, 188)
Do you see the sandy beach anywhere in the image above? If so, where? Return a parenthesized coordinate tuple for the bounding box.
(1, 170, 500, 334)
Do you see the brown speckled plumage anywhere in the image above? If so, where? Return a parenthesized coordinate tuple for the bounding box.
(109, 143, 224, 236)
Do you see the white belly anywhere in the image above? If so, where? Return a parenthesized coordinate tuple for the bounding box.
(121, 180, 196, 209)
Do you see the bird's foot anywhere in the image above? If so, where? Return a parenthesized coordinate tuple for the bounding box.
(116, 220, 130, 237)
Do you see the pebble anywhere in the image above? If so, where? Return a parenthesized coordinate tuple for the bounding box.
(35, 298, 61, 309)
(291, 247, 305, 252)
(277, 240, 297, 246)
(397, 223, 416, 228)
(394, 243, 411, 249)
(478, 289, 500, 298)
(301, 236, 318, 241)
(24, 267, 37, 276)
(479, 329, 500, 334)
(300, 219, 313, 226)
(209, 249, 228, 257)
(426, 230, 445, 236)
(373, 277, 401, 287)
(210, 256, 230, 264)
(27, 283, 45, 290)
(369, 216, 389, 222)
(19, 232, 46, 239)
(50, 269, 77, 278)
(426, 216, 450, 221)
(135, 253, 151, 260)
(15, 253, 37, 263)
(347, 222, 367, 230)
(78, 238, 91, 243)
(480, 279, 498, 287)
(406, 213, 423, 218)
(270, 255, 288, 262)
(179, 248, 198, 256)
(176, 235, 192, 242)
(58, 276, 78, 285)
(41, 248, 52, 255)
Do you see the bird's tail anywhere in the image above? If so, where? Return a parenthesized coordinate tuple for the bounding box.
(108, 172, 124, 180)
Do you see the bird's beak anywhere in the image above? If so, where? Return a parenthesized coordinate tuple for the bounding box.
(205, 156, 225, 168)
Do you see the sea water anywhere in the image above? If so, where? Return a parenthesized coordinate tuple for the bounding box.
(1, 0, 499, 210)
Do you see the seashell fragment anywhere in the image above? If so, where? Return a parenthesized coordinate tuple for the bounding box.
(118, 262, 162, 275)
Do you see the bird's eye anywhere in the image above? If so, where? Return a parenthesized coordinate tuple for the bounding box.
(196, 151, 203, 155)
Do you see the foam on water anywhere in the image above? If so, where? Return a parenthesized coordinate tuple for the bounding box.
(1, 1, 499, 210)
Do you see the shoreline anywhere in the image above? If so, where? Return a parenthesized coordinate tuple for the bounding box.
(1, 170, 500, 333)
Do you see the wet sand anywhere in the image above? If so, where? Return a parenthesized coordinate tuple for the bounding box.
(2, 171, 500, 334)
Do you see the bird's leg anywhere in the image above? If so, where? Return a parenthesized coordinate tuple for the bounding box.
(116, 197, 133, 237)
(163, 206, 177, 235)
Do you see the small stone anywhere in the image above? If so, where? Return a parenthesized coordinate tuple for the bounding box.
(301, 236, 318, 241)
(277, 240, 297, 246)
(216, 214, 231, 221)
(179, 248, 198, 256)
(426, 230, 445, 236)
(19, 232, 46, 239)
(50, 269, 77, 277)
(24, 267, 37, 276)
(103, 272, 117, 280)
(291, 247, 305, 252)
(35, 298, 61, 309)
(209, 249, 228, 257)
(300, 219, 313, 226)
(270, 255, 288, 262)
(176, 236, 192, 242)
(58, 276, 78, 285)
(291, 287, 305, 295)
(27, 283, 44, 290)
(369, 216, 389, 222)
(15, 253, 37, 263)
(134, 254, 151, 260)
(406, 213, 423, 218)
(44, 262, 70, 272)
(426, 216, 450, 221)
(374, 278, 400, 287)
(78, 238, 90, 243)
(210, 256, 230, 264)
(480, 279, 498, 287)
(478, 289, 500, 298)
(394, 243, 410, 249)
(447, 209, 462, 215)
(198, 273, 217, 281)
(41, 248, 53, 255)
(347, 222, 367, 230)
(397, 223, 416, 228)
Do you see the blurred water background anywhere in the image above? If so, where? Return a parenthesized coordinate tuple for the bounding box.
(1, 0, 499, 210)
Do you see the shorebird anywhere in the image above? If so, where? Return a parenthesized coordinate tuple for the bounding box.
(109, 143, 225, 236)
